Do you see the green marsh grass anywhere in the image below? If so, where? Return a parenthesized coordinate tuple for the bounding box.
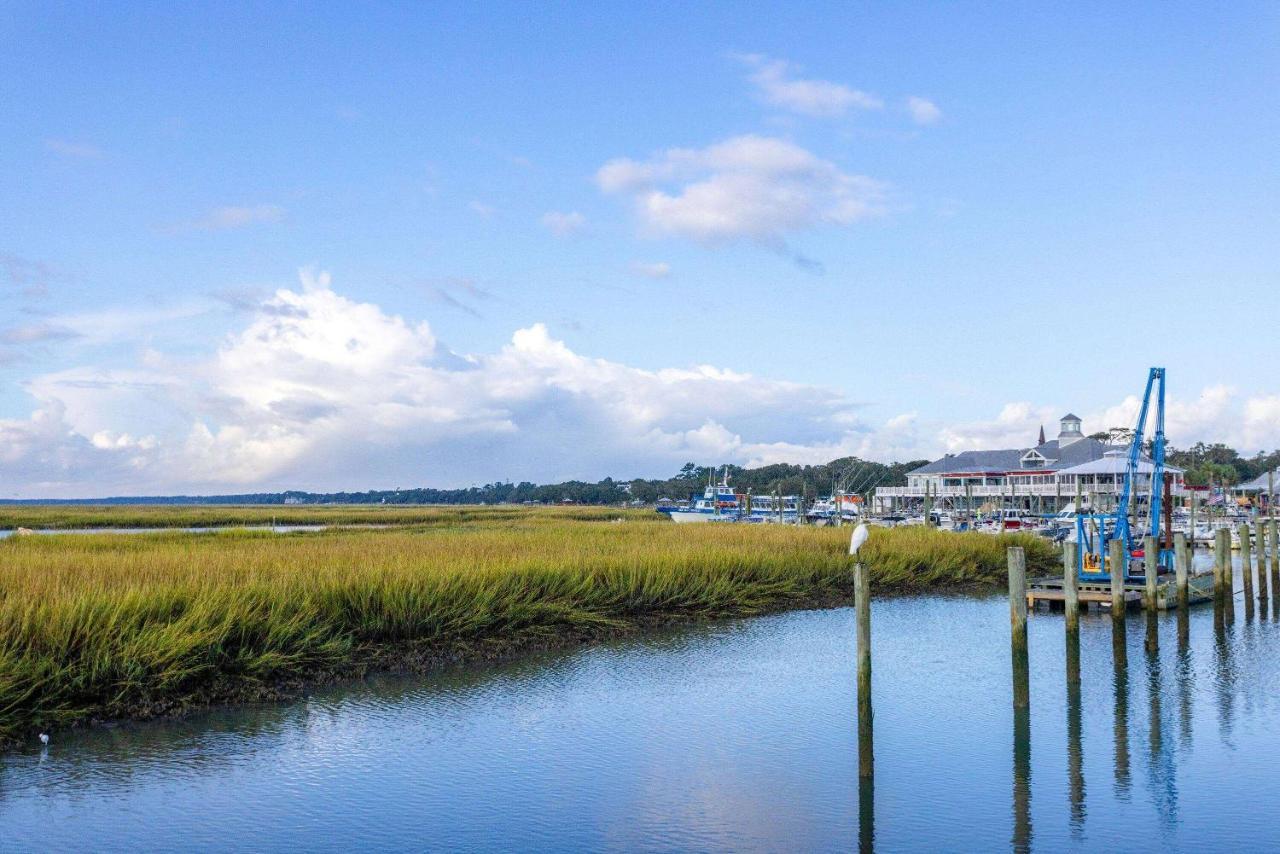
(0, 512, 1056, 744)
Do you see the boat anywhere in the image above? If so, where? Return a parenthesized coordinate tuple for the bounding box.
(748, 493, 801, 524)
(664, 469, 742, 524)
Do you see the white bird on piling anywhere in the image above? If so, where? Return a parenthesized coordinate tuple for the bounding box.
(39, 733, 49, 746)
(849, 523, 870, 557)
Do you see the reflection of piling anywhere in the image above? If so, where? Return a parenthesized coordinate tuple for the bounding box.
(1064, 541, 1080, 630)
(1112, 616, 1131, 796)
(1066, 616, 1085, 834)
(1240, 524, 1254, 620)
(1176, 600, 1192, 747)
(858, 766, 874, 854)
(1109, 538, 1126, 615)
(1013, 697, 1032, 854)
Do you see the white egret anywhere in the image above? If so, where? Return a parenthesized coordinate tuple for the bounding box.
(849, 523, 870, 557)
(39, 733, 49, 745)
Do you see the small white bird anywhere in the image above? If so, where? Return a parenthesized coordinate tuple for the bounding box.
(39, 733, 49, 745)
(849, 523, 870, 557)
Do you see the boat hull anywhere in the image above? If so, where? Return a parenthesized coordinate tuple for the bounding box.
(667, 511, 737, 524)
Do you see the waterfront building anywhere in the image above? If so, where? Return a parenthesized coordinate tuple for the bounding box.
(875, 414, 1185, 514)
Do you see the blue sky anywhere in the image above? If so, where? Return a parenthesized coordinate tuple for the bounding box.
(2, 3, 1279, 496)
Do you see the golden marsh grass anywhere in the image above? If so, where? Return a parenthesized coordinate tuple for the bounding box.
(0, 509, 1057, 744)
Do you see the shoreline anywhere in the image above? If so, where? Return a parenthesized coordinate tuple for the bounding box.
(3, 581, 1004, 752)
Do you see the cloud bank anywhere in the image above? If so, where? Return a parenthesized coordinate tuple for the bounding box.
(4, 272, 1277, 498)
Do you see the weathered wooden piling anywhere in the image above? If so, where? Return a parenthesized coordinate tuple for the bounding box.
(1174, 532, 1189, 608)
(855, 560, 871, 686)
(1109, 537, 1126, 615)
(1258, 521, 1270, 607)
(1212, 528, 1226, 592)
(1240, 524, 1255, 618)
(1008, 546, 1029, 709)
(1144, 534, 1159, 611)
(1271, 518, 1280, 613)
(1063, 541, 1080, 630)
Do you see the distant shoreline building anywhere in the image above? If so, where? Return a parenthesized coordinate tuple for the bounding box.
(875, 414, 1184, 514)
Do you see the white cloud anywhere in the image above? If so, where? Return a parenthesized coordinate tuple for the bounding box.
(468, 200, 496, 218)
(631, 261, 672, 279)
(906, 96, 942, 126)
(737, 54, 882, 117)
(44, 138, 104, 159)
(540, 210, 586, 237)
(167, 204, 285, 233)
(596, 135, 885, 246)
(7, 272, 1280, 498)
(0, 271, 879, 496)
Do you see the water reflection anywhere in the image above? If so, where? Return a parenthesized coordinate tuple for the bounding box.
(1112, 616, 1130, 797)
(1144, 613, 1178, 830)
(1065, 625, 1085, 835)
(1176, 606, 1193, 748)
(1214, 595, 1237, 745)
(1011, 641, 1031, 854)
(857, 659, 874, 854)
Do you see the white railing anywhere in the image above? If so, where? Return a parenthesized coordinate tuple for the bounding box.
(876, 483, 1186, 499)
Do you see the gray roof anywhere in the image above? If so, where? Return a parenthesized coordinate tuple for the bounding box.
(909, 437, 1121, 476)
(1056, 452, 1184, 476)
(1239, 469, 1280, 492)
(1061, 413, 1081, 421)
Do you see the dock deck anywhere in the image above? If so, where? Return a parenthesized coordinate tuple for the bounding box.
(1027, 572, 1215, 611)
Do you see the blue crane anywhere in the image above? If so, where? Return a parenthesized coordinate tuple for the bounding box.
(1075, 367, 1170, 582)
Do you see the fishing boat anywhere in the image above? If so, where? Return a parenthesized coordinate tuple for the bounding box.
(747, 493, 801, 524)
(664, 469, 742, 524)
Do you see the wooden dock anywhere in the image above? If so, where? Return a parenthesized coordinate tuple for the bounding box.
(1027, 572, 1214, 611)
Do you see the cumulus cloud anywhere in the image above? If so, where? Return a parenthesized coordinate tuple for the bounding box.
(737, 54, 882, 117)
(906, 96, 942, 125)
(166, 204, 285, 233)
(596, 135, 885, 246)
(540, 210, 586, 237)
(937, 386, 1280, 458)
(631, 261, 672, 279)
(0, 271, 881, 497)
(8, 272, 1279, 498)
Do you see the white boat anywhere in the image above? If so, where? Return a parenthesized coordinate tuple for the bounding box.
(748, 493, 800, 524)
(665, 469, 742, 524)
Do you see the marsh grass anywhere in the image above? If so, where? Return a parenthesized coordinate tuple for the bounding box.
(0, 503, 644, 530)
(0, 512, 1056, 744)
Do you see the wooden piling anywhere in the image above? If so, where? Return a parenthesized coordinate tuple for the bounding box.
(1063, 541, 1080, 630)
(1109, 537, 1126, 615)
(1174, 532, 1189, 608)
(1008, 546, 1029, 709)
(1271, 518, 1280, 612)
(1144, 534, 1159, 611)
(1240, 524, 1254, 618)
(1258, 521, 1270, 606)
(854, 559, 873, 779)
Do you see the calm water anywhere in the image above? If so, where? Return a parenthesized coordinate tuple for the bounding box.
(0, 525, 327, 539)
(4, 555, 1280, 852)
